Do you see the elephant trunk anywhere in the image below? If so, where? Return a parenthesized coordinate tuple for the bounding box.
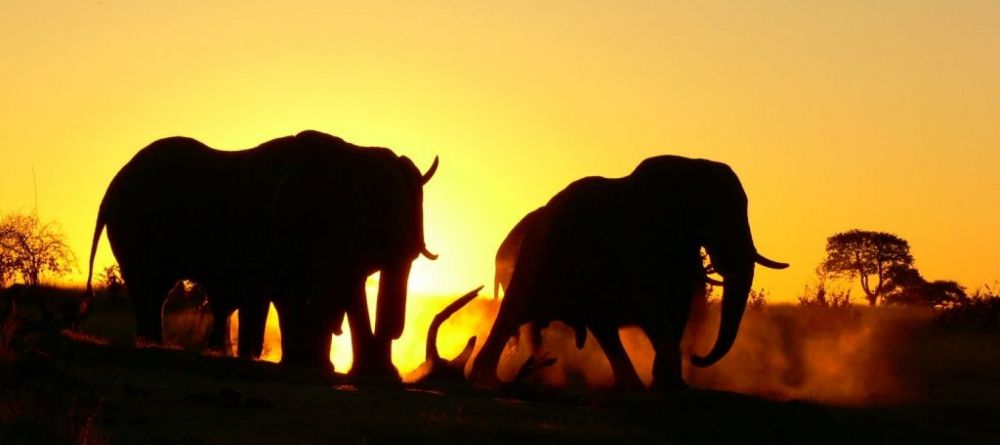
(691, 271, 753, 368)
(374, 263, 411, 341)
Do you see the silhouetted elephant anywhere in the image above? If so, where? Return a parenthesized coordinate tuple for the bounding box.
(470, 155, 787, 390)
(85, 130, 438, 377)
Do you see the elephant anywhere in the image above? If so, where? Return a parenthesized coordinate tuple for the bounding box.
(469, 155, 787, 390)
(494, 208, 543, 299)
(84, 130, 438, 377)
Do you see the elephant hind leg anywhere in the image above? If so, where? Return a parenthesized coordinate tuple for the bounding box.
(207, 304, 234, 354)
(127, 278, 173, 345)
(237, 299, 269, 359)
(591, 324, 644, 391)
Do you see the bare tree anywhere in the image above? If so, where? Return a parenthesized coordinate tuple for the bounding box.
(822, 230, 914, 306)
(0, 223, 16, 288)
(0, 212, 76, 287)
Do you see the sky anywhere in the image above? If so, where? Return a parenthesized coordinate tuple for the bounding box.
(2, 0, 998, 302)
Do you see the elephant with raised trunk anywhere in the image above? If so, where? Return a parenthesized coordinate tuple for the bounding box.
(470, 155, 787, 390)
(85, 130, 438, 378)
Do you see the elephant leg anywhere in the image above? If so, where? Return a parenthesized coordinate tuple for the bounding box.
(207, 304, 234, 355)
(645, 325, 686, 391)
(591, 324, 644, 390)
(345, 278, 399, 380)
(469, 306, 522, 387)
(275, 299, 320, 368)
(237, 299, 269, 359)
(273, 300, 299, 362)
(127, 278, 171, 345)
(204, 287, 235, 355)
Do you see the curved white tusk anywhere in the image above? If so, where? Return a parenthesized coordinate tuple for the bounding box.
(755, 252, 789, 269)
(421, 156, 439, 185)
(421, 247, 439, 260)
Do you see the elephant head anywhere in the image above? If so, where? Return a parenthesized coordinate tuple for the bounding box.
(372, 153, 440, 348)
(630, 156, 788, 368)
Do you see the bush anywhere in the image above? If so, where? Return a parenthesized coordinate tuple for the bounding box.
(935, 283, 1000, 331)
(798, 282, 853, 308)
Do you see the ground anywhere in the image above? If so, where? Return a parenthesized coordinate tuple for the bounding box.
(2, 293, 999, 444)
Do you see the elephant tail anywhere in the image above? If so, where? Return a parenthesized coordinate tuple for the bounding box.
(83, 194, 109, 319)
(426, 286, 482, 361)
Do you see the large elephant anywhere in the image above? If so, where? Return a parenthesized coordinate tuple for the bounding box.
(470, 155, 787, 390)
(84, 130, 438, 377)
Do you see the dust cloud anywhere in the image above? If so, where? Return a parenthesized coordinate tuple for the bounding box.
(237, 295, 933, 405)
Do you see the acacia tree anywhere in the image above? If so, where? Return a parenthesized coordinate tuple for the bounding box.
(822, 229, 914, 306)
(0, 212, 76, 287)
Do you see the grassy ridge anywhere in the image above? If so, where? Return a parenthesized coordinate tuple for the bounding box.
(2, 287, 1000, 444)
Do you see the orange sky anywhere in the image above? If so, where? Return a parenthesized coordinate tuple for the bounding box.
(2, 1, 998, 302)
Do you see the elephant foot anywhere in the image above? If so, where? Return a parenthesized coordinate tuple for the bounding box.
(237, 351, 262, 361)
(203, 346, 229, 357)
(468, 366, 502, 390)
(279, 350, 336, 376)
(348, 350, 401, 382)
(650, 378, 689, 392)
(135, 336, 163, 348)
(347, 361, 402, 385)
(613, 375, 647, 392)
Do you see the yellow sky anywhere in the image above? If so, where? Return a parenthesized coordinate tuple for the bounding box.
(2, 1, 998, 302)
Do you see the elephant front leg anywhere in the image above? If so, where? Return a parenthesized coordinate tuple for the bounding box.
(369, 263, 412, 381)
(591, 324, 645, 390)
(645, 325, 687, 390)
(274, 299, 334, 372)
(346, 278, 399, 381)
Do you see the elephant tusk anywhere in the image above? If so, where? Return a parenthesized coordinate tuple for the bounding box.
(421, 156, 439, 185)
(421, 246, 439, 260)
(755, 252, 789, 269)
(705, 276, 724, 286)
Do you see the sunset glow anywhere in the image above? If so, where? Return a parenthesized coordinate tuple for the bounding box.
(5, 3, 1000, 443)
(3, 3, 998, 299)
